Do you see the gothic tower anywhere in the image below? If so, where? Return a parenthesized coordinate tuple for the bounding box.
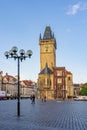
(38, 26, 57, 99)
(39, 26, 57, 71)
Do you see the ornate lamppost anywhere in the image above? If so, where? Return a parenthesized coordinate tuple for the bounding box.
(4, 46, 33, 116)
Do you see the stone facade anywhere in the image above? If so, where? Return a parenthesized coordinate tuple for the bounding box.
(20, 80, 37, 98)
(2, 73, 18, 97)
(53, 67, 73, 99)
(0, 72, 37, 98)
(39, 26, 57, 71)
(38, 26, 74, 100)
(73, 84, 82, 96)
(38, 64, 54, 99)
(66, 71, 73, 98)
(53, 67, 66, 99)
(38, 26, 56, 99)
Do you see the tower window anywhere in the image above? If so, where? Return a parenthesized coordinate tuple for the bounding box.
(68, 77, 71, 80)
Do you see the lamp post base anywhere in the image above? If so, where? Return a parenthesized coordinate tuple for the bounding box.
(17, 101, 20, 116)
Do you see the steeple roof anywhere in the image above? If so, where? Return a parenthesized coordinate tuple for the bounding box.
(39, 26, 57, 49)
(39, 63, 53, 75)
(43, 26, 53, 40)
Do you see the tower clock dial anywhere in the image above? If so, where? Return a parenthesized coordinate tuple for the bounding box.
(40, 26, 56, 71)
(45, 45, 48, 52)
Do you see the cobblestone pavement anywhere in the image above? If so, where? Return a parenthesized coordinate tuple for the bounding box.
(0, 99, 87, 130)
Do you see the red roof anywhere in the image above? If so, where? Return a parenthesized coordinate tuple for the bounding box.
(21, 80, 33, 86)
(66, 70, 72, 75)
(3, 73, 17, 82)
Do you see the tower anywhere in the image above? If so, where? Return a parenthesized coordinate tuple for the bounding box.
(39, 26, 57, 71)
(38, 26, 73, 100)
(38, 26, 57, 99)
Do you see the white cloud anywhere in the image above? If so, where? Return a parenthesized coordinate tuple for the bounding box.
(66, 2, 87, 15)
(66, 3, 81, 15)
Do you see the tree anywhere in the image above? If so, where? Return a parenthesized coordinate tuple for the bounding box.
(79, 83, 87, 96)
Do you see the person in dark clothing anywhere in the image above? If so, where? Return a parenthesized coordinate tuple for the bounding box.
(31, 94, 35, 104)
(44, 96, 46, 102)
(41, 96, 44, 102)
(30, 95, 32, 100)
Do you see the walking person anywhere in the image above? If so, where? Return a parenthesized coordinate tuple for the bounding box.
(41, 96, 44, 102)
(44, 96, 46, 102)
(32, 94, 35, 104)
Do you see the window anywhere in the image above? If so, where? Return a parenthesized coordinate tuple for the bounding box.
(57, 71, 62, 76)
(68, 77, 71, 80)
(57, 78, 62, 83)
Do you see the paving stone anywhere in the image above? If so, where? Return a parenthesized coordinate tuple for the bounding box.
(0, 100, 87, 130)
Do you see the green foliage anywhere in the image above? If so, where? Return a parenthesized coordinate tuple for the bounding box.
(79, 83, 87, 96)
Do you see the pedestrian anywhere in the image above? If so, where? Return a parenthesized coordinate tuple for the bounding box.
(30, 95, 33, 103)
(44, 96, 46, 102)
(32, 94, 35, 104)
(30, 95, 32, 100)
(41, 96, 44, 102)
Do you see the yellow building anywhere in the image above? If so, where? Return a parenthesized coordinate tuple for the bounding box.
(39, 26, 57, 71)
(38, 26, 74, 100)
(66, 71, 74, 98)
(38, 26, 56, 99)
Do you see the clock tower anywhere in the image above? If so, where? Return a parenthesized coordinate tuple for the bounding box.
(39, 26, 57, 71)
(38, 26, 73, 100)
(38, 26, 57, 99)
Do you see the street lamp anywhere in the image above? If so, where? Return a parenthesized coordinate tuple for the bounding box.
(4, 46, 33, 116)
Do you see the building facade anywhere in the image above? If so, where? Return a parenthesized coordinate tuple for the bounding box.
(38, 26, 74, 100)
(38, 26, 57, 99)
(53, 67, 66, 99)
(20, 80, 37, 98)
(53, 67, 73, 99)
(0, 72, 37, 98)
(66, 70, 73, 98)
(2, 73, 18, 97)
(39, 26, 57, 71)
(73, 84, 83, 97)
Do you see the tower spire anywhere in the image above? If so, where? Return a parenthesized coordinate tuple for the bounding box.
(43, 26, 53, 40)
(39, 33, 42, 40)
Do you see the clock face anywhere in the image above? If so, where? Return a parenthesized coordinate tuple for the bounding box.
(45, 45, 48, 52)
(41, 45, 53, 52)
(41, 45, 48, 52)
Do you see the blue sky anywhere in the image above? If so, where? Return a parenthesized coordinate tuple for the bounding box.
(0, 0, 87, 83)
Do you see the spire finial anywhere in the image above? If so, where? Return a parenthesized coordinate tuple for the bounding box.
(39, 33, 42, 40)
